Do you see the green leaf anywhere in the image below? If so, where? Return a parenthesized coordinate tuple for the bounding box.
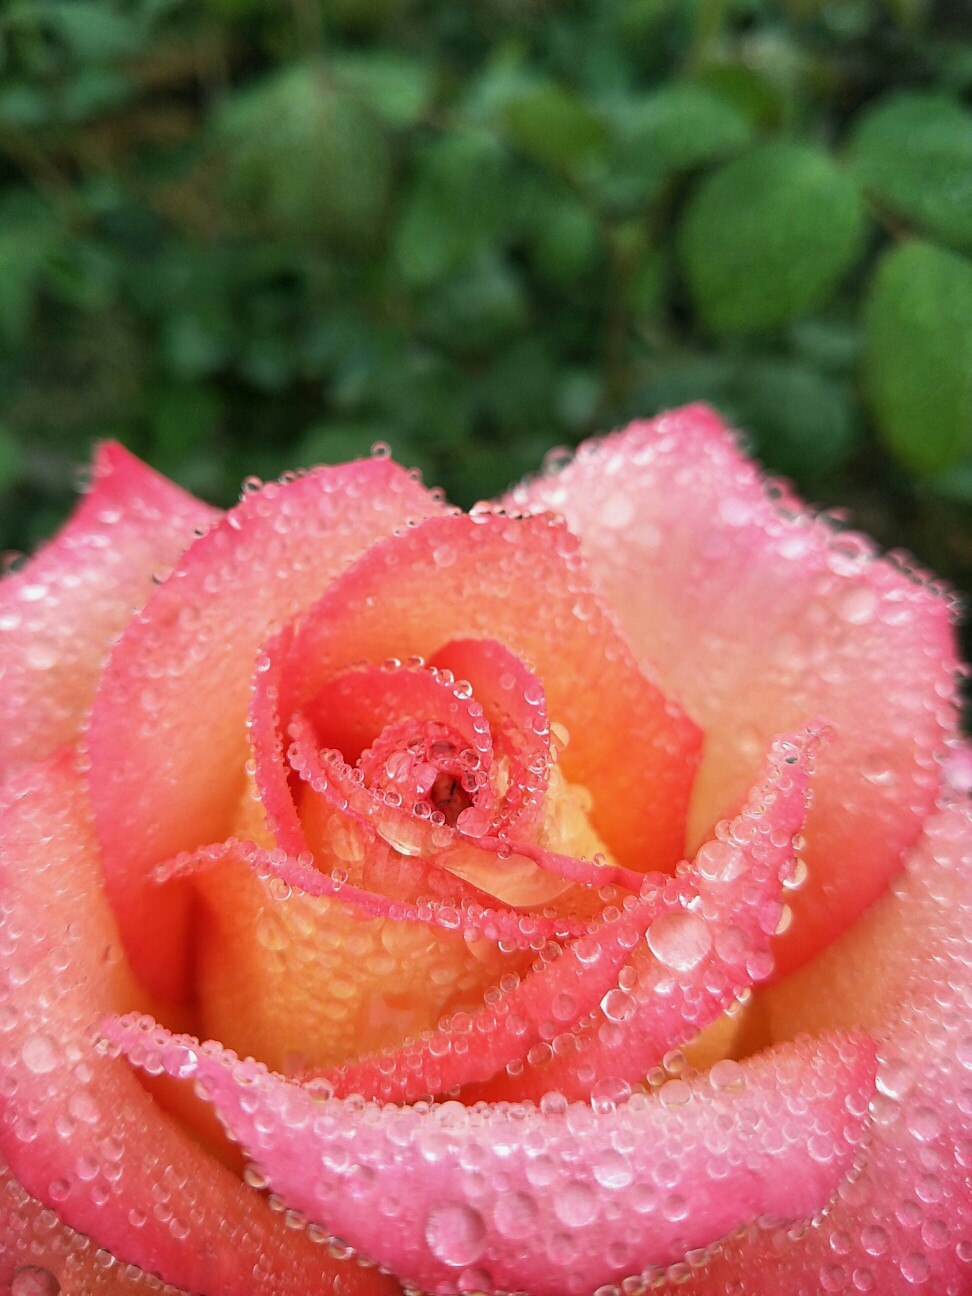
(0, 84, 50, 127)
(928, 460, 972, 505)
(627, 246, 667, 321)
(150, 384, 221, 469)
(418, 253, 528, 355)
(0, 197, 60, 343)
(500, 84, 607, 177)
(596, 84, 754, 211)
(0, 424, 26, 493)
(218, 62, 391, 249)
(525, 192, 603, 285)
(328, 51, 435, 127)
(692, 65, 787, 130)
(679, 142, 867, 333)
(788, 316, 860, 373)
(393, 129, 512, 286)
(35, 1, 140, 60)
(480, 338, 558, 432)
(61, 67, 132, 121)
(863, 240, 972, 475)
(848, 92, 972, 252)
(163, 311, 232, 380)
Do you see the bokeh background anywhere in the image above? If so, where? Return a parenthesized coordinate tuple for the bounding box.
(1, 0, 971, 652)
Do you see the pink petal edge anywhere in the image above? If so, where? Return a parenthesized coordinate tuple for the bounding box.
(85, 459, 444, 1002)
(0, 442, 218, 782)
(507, 404, 960, 977)
(0, 749, 394, 1296)
(105, 1015, 876, 1296)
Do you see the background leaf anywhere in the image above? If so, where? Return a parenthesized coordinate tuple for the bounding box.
(864, 240, 972, 475)
(849, 92, 972, 252)
(678, 142, 868, 333)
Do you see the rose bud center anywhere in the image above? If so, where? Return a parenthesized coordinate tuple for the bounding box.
(356, 718, 482, 829)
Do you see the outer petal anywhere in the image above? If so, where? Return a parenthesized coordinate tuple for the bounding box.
(652, 785, 972, 1295)
(508, 404, 959, 975)
(0, 1156, 189, 1294)
(85, 458, 443, 1002)
(108, 1020, 876, 1296)
(0, 443, 218, 783)
(0, 750, 395, 1296)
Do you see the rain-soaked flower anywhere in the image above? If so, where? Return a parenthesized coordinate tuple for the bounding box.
(0, 405, 969, 1295)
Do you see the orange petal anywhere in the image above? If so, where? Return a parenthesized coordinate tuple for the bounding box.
(85, 459, 442, 1003)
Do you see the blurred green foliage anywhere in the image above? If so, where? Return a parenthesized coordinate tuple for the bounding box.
(1, 0, 971, 650)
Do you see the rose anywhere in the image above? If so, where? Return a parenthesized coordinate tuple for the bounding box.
(0, 405, 968, 1296)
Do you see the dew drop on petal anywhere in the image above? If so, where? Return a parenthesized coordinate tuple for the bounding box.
(11, 1270, 61, 1296)
(425, 1203, 487, 1267)
(21, 1033, 59, 1075)
(493, 1191, 539, 1240)
(553, 1180, 598, 1227)
(646, 910, 713, 970)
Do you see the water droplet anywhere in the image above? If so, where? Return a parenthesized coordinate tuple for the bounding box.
(425, 1203, 486, 1266)
(647, 911, 712, 970)
(493, 1191, 538, 1239)
(838, 586, 878, 625)
(12, 1269, 61, 1296)
(21, 1033, 58, 1075)
(456, 806, 490, 839)
(599, 492, 635, 530)
(553, 1180, 598, 1227)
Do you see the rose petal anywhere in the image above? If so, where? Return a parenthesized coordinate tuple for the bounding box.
(429, 638, 552, 835)
(328, 730, 812, 1105)
(158, 835, 591, 1074)
(86, 459, 442, 1002)
(326, 874, 675, 1103)
(0, 1155, 190, 1293)
(159, 837, 589, 945)
(467, 730, 814, 1105)
(652, 782, 972, 1293)
(508, 404, 959, 976)
(107, 1017, 876, 1296)
(288, 710, 642, 903)
(0, 443, 218, 783)
(0, 751, 394, 1296)
(278, 510, 702, 878)
(189, 845, 531, 1073)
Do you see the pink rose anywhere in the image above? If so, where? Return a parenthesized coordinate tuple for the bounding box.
(1, 405, 968, 1296)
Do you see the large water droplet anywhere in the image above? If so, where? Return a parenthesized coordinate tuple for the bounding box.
(12, 1270, 61, 1296)
(21, 1033, 58, 1075)
(646, 910, 713, 970)
(425, 1203, 487, 1267)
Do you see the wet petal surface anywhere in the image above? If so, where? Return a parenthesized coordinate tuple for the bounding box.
(508, 404, 959, 975)
(651, 786, 972, 1294)
(0, 751, 395, 1296)
(329, 731, 812, 1105)
(86, 460, 441, 1002)
(0, 443, 217, 782)
(108, 1019, 876, 1296)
